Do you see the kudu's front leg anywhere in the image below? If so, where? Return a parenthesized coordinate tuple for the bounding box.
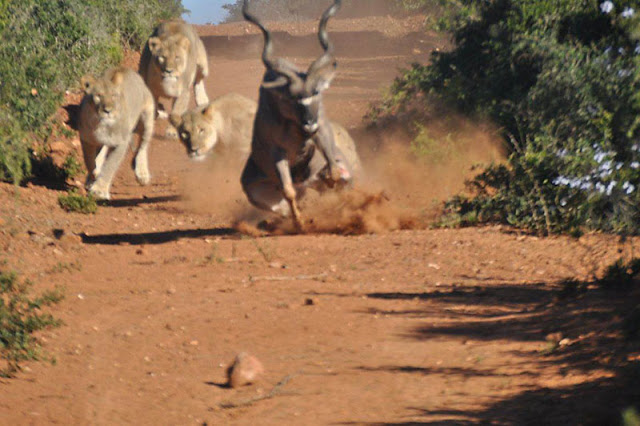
(274, 152, 303, 231)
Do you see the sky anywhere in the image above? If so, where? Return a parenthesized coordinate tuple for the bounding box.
(181, 0, 230, 25)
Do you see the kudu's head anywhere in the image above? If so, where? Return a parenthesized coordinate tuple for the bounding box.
(243, 0, 341, 136)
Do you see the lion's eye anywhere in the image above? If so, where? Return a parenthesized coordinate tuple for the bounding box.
(198, 128, 204, 134)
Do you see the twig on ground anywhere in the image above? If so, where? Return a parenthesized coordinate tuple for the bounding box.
(219, 372, 300, 409)
(249, 273, 328, 283)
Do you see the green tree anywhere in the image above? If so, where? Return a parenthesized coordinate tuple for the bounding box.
(0, 0, 184, 184)
(378, 0, 640, 235)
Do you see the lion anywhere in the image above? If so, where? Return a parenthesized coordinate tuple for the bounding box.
(169, 93, 256, 161)
(139, 20, 209, 138)
(78, 67, 155, 200)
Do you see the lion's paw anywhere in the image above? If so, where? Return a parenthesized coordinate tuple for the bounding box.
(135, 170, 151, 186)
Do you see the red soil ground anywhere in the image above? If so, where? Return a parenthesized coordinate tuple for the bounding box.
(1, 14, 639, 426)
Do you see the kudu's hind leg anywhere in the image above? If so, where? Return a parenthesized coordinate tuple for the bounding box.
(248, 182, 291, 217)
(241, 158, 300, 225)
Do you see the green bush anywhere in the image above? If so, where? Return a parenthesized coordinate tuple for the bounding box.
(58, 191, 98, 214)
(378, 0, 640, 235)
(0, 271, 64, 377)
(0, 0, 184, 185)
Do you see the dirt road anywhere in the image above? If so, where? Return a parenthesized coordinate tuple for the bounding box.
(0, 15, 638, 426)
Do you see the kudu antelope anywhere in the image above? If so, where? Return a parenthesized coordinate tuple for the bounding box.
(240, 0, 359, 229)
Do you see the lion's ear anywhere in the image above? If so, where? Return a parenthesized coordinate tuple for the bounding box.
(148, 37, 162, 55)
(81, 75, 96, 94)
(201, 104, 216, 121)
(111, 69, 125, 86)
(169, 113, 182, 129)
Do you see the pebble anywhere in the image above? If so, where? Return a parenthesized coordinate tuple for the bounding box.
(226, 352, 264, 388)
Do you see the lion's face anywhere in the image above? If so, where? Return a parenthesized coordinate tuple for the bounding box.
(81, 71, 125, 125)
(171, 106, 219, 161)
(148, 34, 191, 83)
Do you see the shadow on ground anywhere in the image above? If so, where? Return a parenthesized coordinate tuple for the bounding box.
(99, 195, 182, 208)
(80, 227, 238, 245)
(338, 280, 640, 425)
(339, 368, 640, 425)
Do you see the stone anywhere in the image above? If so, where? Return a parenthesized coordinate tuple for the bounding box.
(226, 352, 264, 388)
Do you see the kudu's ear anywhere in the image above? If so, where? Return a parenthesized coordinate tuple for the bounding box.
(309, 66, 336, 94)
(260, 75, 290, 91)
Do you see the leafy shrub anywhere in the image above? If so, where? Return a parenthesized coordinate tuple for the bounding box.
(622, 407, 640, 426)
(58, 191, 98, 214)
(0, 271, 64, 377)
(377, 0, 640, 235)
(0, 0, 184, 185)
(0, 108, 30, 184)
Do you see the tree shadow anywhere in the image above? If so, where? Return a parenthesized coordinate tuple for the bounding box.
(342, 280, 640, 425)
(343, 366, 640, 425)
(80, 227, 238, 246)
(355, 365, 540, 379)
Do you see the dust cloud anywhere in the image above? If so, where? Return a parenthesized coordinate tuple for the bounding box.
(178, 154, 252, 222)
(177, 116, 503, 236)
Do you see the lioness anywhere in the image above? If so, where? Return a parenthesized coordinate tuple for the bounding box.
(169, 93, 256, 161)
(139, 20, 209, 138)
(78, 67, 155, 200)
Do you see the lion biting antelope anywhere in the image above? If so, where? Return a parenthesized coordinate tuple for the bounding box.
(240, 0, 361, 230)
